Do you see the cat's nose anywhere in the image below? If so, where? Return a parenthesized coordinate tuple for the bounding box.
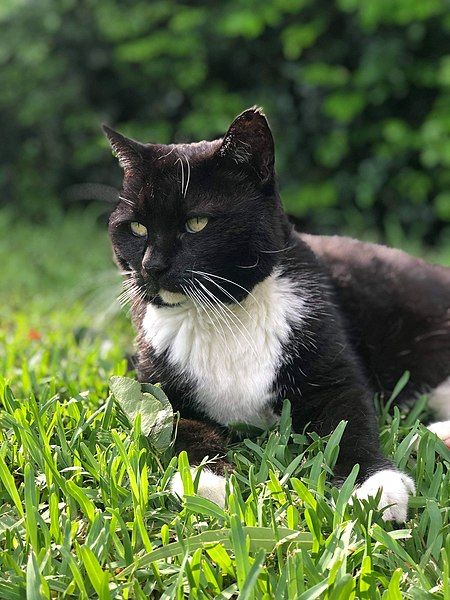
(142, 248, 168, 276)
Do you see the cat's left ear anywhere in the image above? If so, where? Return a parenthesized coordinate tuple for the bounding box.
(218, 107, 275, 182)
(102, 125, 146, 177)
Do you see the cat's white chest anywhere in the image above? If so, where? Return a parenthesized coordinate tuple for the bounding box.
(142, 273, 307, 426)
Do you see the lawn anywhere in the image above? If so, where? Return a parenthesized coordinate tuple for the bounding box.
(1, 208, 449, 599)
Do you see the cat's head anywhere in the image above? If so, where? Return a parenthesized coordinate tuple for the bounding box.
(104, 107, 290, 308)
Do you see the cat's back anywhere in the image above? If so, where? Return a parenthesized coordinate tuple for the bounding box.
(299, 232, 450, 396)
(299, 233, 450, 315)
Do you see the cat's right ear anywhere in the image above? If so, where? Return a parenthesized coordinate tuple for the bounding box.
(102, 125, 145, 177)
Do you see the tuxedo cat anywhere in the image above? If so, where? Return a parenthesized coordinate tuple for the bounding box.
(104, 108, 450, 522)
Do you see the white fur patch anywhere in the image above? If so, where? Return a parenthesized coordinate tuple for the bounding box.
(159, 289, 188, 306)
(428, 377, 450, 420)
(170, 468, 227, 507)
(354, 469, 415, 522)
(143, 271, 307, 427)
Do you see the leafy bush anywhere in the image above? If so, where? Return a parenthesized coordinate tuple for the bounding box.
(1, 0, 449, 245)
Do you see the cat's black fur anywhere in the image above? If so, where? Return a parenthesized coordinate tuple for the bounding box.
(104, 108, 450, 486)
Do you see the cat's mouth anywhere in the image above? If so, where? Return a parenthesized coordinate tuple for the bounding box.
(157, 289, 188, 306)
(139, 277, 186, 306)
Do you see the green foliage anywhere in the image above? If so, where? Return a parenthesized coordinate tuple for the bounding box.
(0, 212, 450, 597)
(1, 0, 449, 249)
(110, 376, 174, 451)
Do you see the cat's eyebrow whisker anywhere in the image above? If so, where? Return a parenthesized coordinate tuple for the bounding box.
(183, 154, 191, 198)
(175, 156, 185, 198)
(118, 195, 136, 207)
(189, 270, 261, 308)
(158, 146, 175, 160)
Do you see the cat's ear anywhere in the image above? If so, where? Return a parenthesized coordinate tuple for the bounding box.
(218, 107, 275, 182)
(102, 125, 145, 176)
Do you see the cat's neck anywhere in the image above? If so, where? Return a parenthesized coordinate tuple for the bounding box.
(142, 267, 308, 359)
(141, 268, 310, 426)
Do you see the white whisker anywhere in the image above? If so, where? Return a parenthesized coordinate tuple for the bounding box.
(142, 270, 307, 428)
(195, 279, 258, 358)
(183, 154, 191, 197)
(197, 273, 255, 321)
(158, 146, 175, 160)
(117, 275, 147, 309)
(191, 281, 240, 356)
(188, 283, 231, 349)
(260, 244, 296, 254)
(184, 282, 231, 354)
(189, 270, 261, 307)
(175, 157, 185, 198)
(237, 255, 260, 269)
(118, 195, 135, 207)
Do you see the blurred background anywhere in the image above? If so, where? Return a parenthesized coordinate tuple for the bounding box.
(1, 0, 449, 317)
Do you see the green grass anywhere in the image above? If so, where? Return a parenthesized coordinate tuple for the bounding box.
(1, 208, 450, 598)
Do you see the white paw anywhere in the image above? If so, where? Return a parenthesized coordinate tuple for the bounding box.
(170, 467, 227, 508)
(354, 469, 415, 522)
(424, 421, 450, 448)
(427, 377, 450, 420)
(411, 420, 450, 450)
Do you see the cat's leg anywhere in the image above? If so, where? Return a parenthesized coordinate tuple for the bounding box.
(136, 369, 231, 505)
(293, 384, 415, 522)
(426, 377, 450, 448)
(170, 418, 230, 507)
(428, 376, 450, 419)
(423, 421, 450, 447)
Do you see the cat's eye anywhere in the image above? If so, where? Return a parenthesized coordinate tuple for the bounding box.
(185, 216, 208, 233)
(130, 222, 147, 237)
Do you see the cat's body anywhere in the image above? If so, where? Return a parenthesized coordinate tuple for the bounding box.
(104, 108, 450, 522)
(137, 232, 450, 421)
(302, 233, 450, 401)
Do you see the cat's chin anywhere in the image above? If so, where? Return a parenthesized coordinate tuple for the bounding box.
(157, 289, 188, 306)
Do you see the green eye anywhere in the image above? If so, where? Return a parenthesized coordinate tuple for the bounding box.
(130, 222, 147, 237)
(186, 216, 208, 233)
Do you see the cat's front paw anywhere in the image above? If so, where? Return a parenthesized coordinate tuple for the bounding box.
(170, 468, 227, 508)
(422, 421, 450, 448)
(354, 469, 415, 522)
